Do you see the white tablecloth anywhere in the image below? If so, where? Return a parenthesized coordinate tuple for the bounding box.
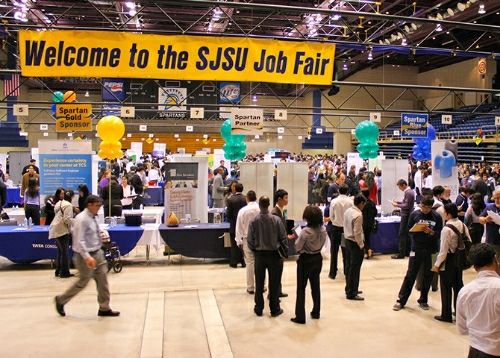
(6, 209, 26, 225)
(137, 223, 163, 250)
(98, 207, 164, 224)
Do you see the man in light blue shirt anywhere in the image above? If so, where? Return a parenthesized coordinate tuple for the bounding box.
(55, 195, 119, 317)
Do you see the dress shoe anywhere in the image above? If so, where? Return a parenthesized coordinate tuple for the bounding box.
(434, 315, 453, 323)
(358, 290, 363, 294)
(253, 307, 263, 317)
(310, 312, 320, 319)
(290, 317, 305, 324)
(418, 302, 430, 310)
(59, 274, 75, 278)
(279, 292, 288, 298)
(271, 309, 284, 317)
(241, 263, 246, 268)
(54, 297, 65, 317)
(98, 309, 120, 317)
(346, 295, 364, 301)
(54, 271, 59, 277)
(229, 264, 238, 268)
(328, 274, 336, 280)
(246, 289, 255, 295)
(391, 255, 405, 259)
(392, 302, 404, 311)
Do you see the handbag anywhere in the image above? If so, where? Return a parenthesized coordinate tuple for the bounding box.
(445, 224, 472, 271)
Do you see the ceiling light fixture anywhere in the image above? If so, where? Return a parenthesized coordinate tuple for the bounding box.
(478, 3, 485, 14)
(457, 2, 466, 11)
(84, 91, 89, 97)
(402, 38, 407, 46)
(436, 24, 443, 32)
(367, 50, 373, 60)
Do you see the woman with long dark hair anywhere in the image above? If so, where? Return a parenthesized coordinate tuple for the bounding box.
(45, 187, 65, 226)
(101, 175, 124, 217)
(77, 184, 90, 213)
(465, 193, 486, 245)
(291, 205, 327, 324)
(49, 189, 74, 278)
(24, 177, 40, 225)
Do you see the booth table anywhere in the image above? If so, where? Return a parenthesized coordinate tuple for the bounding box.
(7, 209, 26, 225)
(370, 218, 400, 254)
(6, 188, 22, 207)
(159, 223, 230, 259)
(142, 187, 163, 206)
(0, 224, 144, 264)
(98, 207, 164, 224)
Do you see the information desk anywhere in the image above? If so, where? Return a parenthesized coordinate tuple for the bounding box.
(0, 224, 144, 264)
(369, 219, 400, 254)
(159, 223, 231, 259)
(6, 187, 22, 207)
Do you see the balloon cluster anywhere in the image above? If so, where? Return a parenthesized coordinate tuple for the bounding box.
(96, 116, 125, 160)
(51, 90, 77, 115)
(412, 124, 436, 161)
(220, 119, 247, 161)
(354, 120, 380, 159)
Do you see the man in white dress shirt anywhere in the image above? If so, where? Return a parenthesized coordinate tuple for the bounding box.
(235, 190, 260, 294)
(456, 243, 500, 358)
(328, 184, 353, 279)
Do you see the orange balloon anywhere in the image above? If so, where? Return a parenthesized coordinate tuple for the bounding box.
(63, 90, 77, 103)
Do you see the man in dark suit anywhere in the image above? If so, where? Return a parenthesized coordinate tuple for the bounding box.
(271, 189, 292, 298)
(226, 182, 247, 268)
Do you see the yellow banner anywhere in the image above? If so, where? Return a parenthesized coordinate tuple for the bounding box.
(55, 103, 92, 132)
(19, 30, 335, 85)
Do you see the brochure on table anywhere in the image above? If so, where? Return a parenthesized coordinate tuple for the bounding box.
(381, 159, 407, 214)
(239, 162, 274, 200)
(166, 156, 208, 223)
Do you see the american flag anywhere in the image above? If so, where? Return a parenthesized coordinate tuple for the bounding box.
(3, 74, 20, 97)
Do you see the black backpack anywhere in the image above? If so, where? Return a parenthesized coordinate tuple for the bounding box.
(445, 224, 472, 271)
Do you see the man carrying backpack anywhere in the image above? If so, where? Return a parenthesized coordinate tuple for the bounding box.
(431, 203, 472, 323)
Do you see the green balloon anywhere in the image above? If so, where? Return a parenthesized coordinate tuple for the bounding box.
(52, 91, 64, 103)
(355, 120, 379, 143)
(220, 120, 232, 141)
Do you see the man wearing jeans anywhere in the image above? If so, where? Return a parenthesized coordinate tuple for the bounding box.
(392, 179, 415, 259)
(55, 195, 119, 318)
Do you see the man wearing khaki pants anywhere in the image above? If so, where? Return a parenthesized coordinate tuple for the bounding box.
(235, 190, 260, 294)
(55, 195, 119, 318)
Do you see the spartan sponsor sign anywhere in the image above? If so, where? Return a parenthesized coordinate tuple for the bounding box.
(55, 103, 92, 132)
(158, 87, 187, 119)
(231, 108, 264, 135)
(400, 113, 428, 138)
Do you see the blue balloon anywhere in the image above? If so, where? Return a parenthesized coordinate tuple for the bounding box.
(51, 103, 57, 116)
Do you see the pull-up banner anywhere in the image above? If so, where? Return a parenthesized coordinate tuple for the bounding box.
(18, 30, 335, 85)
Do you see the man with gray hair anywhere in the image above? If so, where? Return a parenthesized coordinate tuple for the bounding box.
(55, 195, 119, 318)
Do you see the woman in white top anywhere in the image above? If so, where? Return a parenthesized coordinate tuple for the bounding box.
(432, 203, 471, 323)
(120, 176, 135, 210)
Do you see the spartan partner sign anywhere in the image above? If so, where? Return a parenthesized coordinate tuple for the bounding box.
(231, 108, 264, 136)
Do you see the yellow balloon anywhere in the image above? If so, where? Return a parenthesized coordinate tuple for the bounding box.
(98, 149, 111, 160)
(97, 116, 125, 142)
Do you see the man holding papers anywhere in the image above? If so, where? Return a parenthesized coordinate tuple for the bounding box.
(391, 179, 415, 259)
(393, 196, 443, 312)
(479, 189, 500, 260)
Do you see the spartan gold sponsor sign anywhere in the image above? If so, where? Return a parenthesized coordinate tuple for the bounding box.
(55, 103, 92, 132)
(19, 30, 335, 85)
(231, 108, 264, 135)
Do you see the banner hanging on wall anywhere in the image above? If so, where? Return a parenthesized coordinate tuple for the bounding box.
(19, 30, 335, 85)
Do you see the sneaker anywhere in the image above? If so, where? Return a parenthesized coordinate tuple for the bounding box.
(271, 309, 284, 317)
(419, 302, 430, 310)
(393, 302, 404, 311)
